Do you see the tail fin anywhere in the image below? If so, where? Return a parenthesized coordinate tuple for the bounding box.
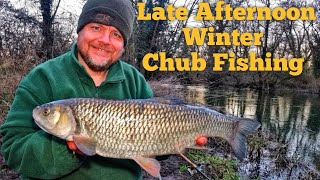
(229, 119, 260, 161)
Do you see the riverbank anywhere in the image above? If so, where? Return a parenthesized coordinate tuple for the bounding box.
(160, 71, 320, 95)
(142, 133, 320, 180)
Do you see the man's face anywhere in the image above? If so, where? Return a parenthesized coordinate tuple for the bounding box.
(77, 23, 124, 72)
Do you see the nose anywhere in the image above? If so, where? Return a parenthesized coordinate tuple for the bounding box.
(99, 31, 111, 44)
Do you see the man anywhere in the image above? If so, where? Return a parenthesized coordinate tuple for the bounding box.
(0, 0, 153, 179)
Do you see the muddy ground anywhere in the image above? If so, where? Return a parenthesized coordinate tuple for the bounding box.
(142, 155, 207, 180)
(0, 153, 19, 180)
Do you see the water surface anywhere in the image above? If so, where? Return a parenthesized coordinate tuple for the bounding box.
(164, 84, 320, 179)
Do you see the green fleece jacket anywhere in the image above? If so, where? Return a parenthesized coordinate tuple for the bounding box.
(0, 44, 153, 180)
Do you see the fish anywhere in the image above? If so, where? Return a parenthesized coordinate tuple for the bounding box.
(32, 97, 260, 178)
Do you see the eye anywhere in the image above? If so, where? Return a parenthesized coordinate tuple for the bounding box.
(91, 25, 101, 32)
(43, 108, 50, 116)
(111, 31, 123, 39)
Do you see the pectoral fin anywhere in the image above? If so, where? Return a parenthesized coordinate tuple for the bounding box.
(133, 157, 161, 178)
(73, 135, 97, 156)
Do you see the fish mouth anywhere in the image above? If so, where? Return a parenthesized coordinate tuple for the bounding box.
(33, 119, 52, 134)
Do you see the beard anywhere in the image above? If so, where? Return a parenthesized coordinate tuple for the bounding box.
(78, 49, 111, 72)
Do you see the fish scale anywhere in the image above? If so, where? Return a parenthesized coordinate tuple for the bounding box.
(33, 97, 260, 178)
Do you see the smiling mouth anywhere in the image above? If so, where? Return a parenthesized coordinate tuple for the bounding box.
(92, 45, 108, 51)
(93, 47, 112, 54)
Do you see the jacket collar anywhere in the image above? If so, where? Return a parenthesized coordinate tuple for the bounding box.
(69, 43, 126, 85)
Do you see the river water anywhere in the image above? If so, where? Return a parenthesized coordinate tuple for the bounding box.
(159, 84, 320, 179)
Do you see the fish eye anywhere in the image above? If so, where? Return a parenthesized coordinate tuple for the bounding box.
(43, 108, 50, 116)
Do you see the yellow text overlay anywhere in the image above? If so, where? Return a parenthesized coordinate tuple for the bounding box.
(142, 52, 304, 76)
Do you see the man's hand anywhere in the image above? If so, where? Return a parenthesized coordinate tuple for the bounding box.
(66, 141, 85, 155)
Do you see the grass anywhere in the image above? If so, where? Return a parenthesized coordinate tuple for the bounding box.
(178, 164, 188, 172)
(0, 94, 12, 123)
(186, 149, 240, 180)
(0, 56, 38, 124)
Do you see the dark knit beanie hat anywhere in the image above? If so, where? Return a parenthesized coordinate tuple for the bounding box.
(77, 0, 134, 46)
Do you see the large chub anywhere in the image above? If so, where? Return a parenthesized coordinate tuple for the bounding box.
(33, 97, 261, 178)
